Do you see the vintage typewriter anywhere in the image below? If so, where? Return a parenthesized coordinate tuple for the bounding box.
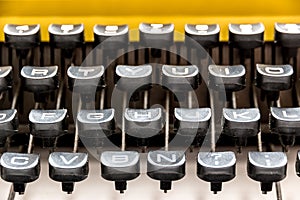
(0, 0, 300, 199)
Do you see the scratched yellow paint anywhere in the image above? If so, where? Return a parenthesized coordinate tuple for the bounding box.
(0, 0, 299, 41)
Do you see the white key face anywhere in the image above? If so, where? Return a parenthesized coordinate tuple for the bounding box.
(148, 151, 185, 166)
(174, 108, 211, 122)
(101, 151, 139, 168)
(275, 23, 300, 34)
(48, 24, 84, 35)
(248, 152, 287, 168)
(0, 66, 12, 78)
(0, 109, 17, 124)
(125, 108, 162, 122)
(139, 23, 174, 34)
(198, 151, 236, 168)
(77, 109, 114, 123)
(116, 65, 152, 78)
(94, 24, 128, 36)
(21, 66, 58, 79)
(29, 109, 67, 124)
(229, 23, 265, 35)
(162, 65, 199, 78)
(49, 152, 88, 168)
(0, 152, 39, 170)
(4, 24, 40, 36)
(185, 24, 220, 35)
(256, 64, 293, 77)
(271, 107, 300, 121)
(223, 108, 260, 122)
(209, 65, 245, 78)
(67, 66, 104, 79)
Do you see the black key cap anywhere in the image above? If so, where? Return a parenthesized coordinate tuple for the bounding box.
(0, 109, 18, 145)
(49, 152, 89, 194)
(247, 152, 287, 194)
(29, 109, 68, 138)
(0, 66, 13, 92)
(0, 152, 40, 194)
(4, 24, 40, 49)
(94, 24, 129, 48)
(147, 150, 185, 193)
(270, 107, 300, 147)
(229, 23, 264, 49)
(185, 24, 220, 48)
(256, 64, 293, 91)
(115, 64, 152, 91)
(101, 151, 140, 193)
(124, 108, 164, 139)
(223, 108, 260, 138)
(208, 64, 246, 91)
(67, 65, 105, 93)
(21, 65, 59, 94)
(48, 24, 84, 49)
(197, 151, 236, 193)
(77, 109, 115, 139)
(275, 23, 300, 48)
(139, 23, 174, 48)
(174, 107, 211, 137)
(162, 65, 200, 91)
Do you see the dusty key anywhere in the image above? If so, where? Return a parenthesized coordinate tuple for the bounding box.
(29, 109, 68, 138)
(49, 152, 89, 194)
(197, 151, 236, 193)
(101, 151, 140, 193)
(94, 24, 129, 48)
(4, 24, 40, 49)
(270, 107, 300, 147)
(147, 150, 185, 193)
(229, 23, 264, 49)
(208, 64, 246, 91)
(48, 24, 84, 49)
(0, 152, 40, 194)
(185, 24, 220, 48)
(67, 65, 105, 93)
(247, 151, 287, 194)
(162, 65, 200, 92)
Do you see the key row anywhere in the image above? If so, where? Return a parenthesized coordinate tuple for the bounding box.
(0, 106, 299, 146)
(0, 63, 293, 95)
(0, 150, 297, 194)
(4, 22, 300, 49)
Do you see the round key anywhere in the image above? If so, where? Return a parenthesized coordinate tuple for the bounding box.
(49, 152, 89, 194)
(275, 23, 300, 48)
(256, 64, 293, 91)
(4, 24, 40, 49)
(208, 65, 246, 91)
(147, 150, 185, 193)
(247, 152, 287, 194)
(162, 65, 200, 92)
(185, 24, 220, 48)
(94, 24, 129, 48)
(139, 23, 174, 48)
(0, 152, 40, 194)
(197, 151, 236, 193)
(48, 24, 84, 49)
(229, 23, 264, 49)
(101, 151, 140, 193)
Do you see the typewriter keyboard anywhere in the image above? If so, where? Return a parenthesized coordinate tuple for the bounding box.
(0, 22, 299, 200)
